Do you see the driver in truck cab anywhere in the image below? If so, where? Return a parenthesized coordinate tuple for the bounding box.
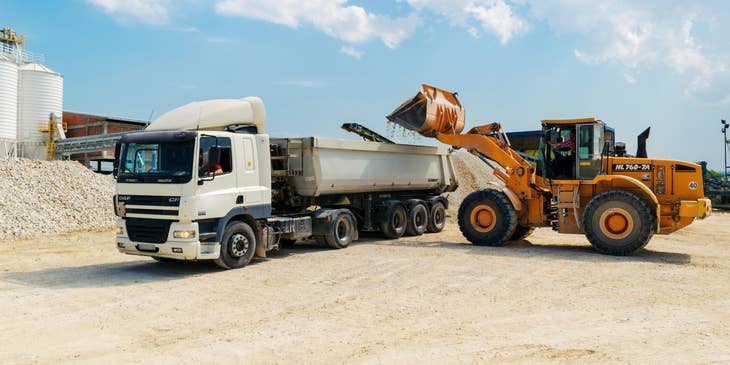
(549, 128, 576, 153)
(199, 152, 223, 176)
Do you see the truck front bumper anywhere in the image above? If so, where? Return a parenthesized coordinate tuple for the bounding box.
(679, 198, 712, 219)
(116, 220, 221, 260)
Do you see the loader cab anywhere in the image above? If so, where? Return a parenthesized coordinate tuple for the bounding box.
(540, 118, 605, 180)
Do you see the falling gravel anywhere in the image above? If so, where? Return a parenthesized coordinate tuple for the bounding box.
(446, 151, 501, 222)
(0, 158, 116, 241)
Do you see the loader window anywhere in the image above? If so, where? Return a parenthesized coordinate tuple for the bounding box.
(542, 126, 576, 179)
(577, 124, 603, 179)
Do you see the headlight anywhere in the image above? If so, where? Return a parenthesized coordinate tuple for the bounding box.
(115, 226, 124, 235)
(173, 230, 196, 239)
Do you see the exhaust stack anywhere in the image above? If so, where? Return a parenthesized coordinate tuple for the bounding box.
(387, 84, 465, 137)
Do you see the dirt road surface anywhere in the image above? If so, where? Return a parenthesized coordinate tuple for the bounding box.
(2, 213, 729, 364)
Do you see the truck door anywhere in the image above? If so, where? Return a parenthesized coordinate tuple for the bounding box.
(197, 135, 237, 218)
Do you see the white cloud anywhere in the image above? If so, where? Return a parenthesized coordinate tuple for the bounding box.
(275, 80, 328, 88)
(339, 46, 363, 59)
(87, 0, 170, 24)
(526, 0, 730, 102)
(623, 72, 636, 84)
(215, 0, 421, 48)
(405, 0, 528, 44)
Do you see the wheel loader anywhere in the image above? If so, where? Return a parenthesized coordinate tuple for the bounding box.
(388, 84, 712, 255)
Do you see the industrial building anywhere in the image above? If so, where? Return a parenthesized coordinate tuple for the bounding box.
(1, 27, 146, 173)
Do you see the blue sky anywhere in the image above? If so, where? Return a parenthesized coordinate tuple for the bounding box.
(3, 0, 729, 171)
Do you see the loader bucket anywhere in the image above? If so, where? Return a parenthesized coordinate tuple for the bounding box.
(387, 84, 465, 137)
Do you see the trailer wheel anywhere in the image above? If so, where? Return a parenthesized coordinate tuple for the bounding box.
(426, 202, 446, 233)
(583, 190, 654, 255)
(509, 225, 535, 241)
(405, 201, 428, 236)
(214, 221, 256, 269)
(458, 189, 517, 246)
(380, 203, 407, 239)
(322, 211, 356, 249)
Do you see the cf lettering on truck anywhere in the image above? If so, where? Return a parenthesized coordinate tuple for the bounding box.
(113, 97, 458, 269)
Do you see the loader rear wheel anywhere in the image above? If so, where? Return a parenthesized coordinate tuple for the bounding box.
(458, 189, 517, 246)
(583, 190, 653, 255)
(510, 225, 535, 241)
(380, 203, 407, 239)
(426, 202, 446, 233)
(405, 201, 428, 236)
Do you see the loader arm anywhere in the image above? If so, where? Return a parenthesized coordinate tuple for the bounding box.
(436, 123, 549, 209)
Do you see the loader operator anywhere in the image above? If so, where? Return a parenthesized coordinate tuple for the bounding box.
(549, 127, 576, 178)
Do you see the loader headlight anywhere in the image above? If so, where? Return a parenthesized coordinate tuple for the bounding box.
(115, 226, 124, 235)
(173, 230, 196, 239)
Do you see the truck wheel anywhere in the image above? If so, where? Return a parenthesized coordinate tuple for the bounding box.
(458, 189, 517, 246)
(380, 203, 407, 239)
(582, 190, 653, 255)
(322, 211, 356, 249)
(214, 221, 256, 269)
(510, 225, 535, 241)
(405, 201, 428, 236)
(426, 202, 446, 233)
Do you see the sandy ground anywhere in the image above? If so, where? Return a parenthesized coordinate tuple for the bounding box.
(1, 213, 729, 365)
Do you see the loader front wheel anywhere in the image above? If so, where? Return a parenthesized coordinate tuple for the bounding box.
(458, 189, 517, 246)
(583, 190, 653, 255)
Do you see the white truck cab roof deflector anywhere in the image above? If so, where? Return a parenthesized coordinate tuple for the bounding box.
(146, 97, 266, 133)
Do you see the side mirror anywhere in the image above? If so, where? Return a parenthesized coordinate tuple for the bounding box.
(113, 142, 121, 178)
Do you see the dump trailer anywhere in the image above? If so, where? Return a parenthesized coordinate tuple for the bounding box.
(113, 97, 457, 269)
(388, 84, 711, 255)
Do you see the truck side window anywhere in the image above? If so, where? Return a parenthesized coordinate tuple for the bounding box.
(199, 136, 233, 177)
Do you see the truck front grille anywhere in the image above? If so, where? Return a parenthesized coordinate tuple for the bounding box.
(125, 219, 172, 244)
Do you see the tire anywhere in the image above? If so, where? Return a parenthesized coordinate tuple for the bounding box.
(510, 225, 535, 241)
(426, 202, 446, 233)
(322, 211, 356, 249)
(405, 201, 428, 236)
(380, 202, 407, 239)
(582, 190, 654, 255)
(152, 256, 178, 263)
(214, 221, 257, 269)
(458, 189, 517, 246)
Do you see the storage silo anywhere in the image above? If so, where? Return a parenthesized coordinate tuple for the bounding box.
(0, 55, 18, 158)
(17, 63, 63, 159)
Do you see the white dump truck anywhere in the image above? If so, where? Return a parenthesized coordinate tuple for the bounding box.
(113, 97, 458, 269)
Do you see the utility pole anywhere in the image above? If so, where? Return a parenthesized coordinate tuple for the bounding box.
(721, 119, 728, 182)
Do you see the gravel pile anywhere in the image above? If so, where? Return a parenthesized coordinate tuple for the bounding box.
(446, 152, 501, 222)
(0, 159, 116, 241)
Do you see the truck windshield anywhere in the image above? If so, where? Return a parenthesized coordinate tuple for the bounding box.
(117, 141, 195, 183)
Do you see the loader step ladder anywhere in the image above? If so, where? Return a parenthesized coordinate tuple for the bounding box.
(557, 184, 582, 230)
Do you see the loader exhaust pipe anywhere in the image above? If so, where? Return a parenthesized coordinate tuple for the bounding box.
(636, 127, 650, 158)
(387, 84, 465, 137)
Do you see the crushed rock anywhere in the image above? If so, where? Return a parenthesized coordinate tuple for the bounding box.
(0, 158, 116, 241)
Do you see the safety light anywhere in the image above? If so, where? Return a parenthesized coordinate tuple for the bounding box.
(115, 226, 124, 235)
